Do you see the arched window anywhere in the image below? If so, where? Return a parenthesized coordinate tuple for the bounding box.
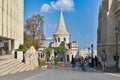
(64, 38, 66, 41)
(41, 53, 42, 58)
(58, 38, 60, 42)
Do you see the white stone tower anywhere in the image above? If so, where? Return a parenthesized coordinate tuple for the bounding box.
(53, 12, 70, 46)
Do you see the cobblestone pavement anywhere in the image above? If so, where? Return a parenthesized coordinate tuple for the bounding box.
(24, 68, 120, 80)
(0, 62, 120, 80)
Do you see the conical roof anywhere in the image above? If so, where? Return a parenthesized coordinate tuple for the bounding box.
(54, 12, 69, 35)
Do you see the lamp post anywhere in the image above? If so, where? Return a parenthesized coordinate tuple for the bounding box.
(91, 44, 94, 67)
(88, 47, 90, 56)
(115, 27, 119, 72)
(91, 44, 93, 58)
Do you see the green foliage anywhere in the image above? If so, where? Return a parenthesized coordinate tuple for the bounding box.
(43, 48, 52, 57)
(57, 46, 67, 54)
(38, 58, 47, 66)
(24, 41, 33, 50)
(19, 44, 24, 50)
(16, 41, 33, 52)
(38, 58, 40, 66)
(54, 58, 58, 65)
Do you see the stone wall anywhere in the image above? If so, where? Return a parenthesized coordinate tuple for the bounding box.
(0, 0, 24, 50)
(97, 0, 120, 67)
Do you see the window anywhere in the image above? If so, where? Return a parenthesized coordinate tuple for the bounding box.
(64, 38, 66, 41)
(58, 38, 60, 42)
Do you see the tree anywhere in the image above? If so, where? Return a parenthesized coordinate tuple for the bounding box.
(18, 41, 33, 51)
(24, 14, 45, 49)
(57, 46, 67, 62)
(43, 48, 52, 61)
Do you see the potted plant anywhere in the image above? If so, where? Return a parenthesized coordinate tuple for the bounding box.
(43, 47, 52, 68)
(38, 58, 47, 68)
(54, 58, 58, 69)
(57, 46, 67, 68)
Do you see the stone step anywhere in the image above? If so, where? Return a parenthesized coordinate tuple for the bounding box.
(0, 60, 21, 74)
(19, 65, 30, 72)
(0, 55, 13, 60)
(0, 57, 37, 76)
(0, 59, 18, 69)
(25, 65, 32, 71)
(10, 63, 27, 74)
(10, 64, 26, 74)
(0, 59, 16, 66)
(0, 62, 25, 76)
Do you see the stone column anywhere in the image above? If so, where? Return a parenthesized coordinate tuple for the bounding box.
(8, 40, 11, 54)
(11, 40, 14, 55)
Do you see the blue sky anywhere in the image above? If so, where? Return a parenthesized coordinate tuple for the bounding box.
(24, 0, 102, 49)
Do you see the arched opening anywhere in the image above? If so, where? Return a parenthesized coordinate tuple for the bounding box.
(64, 38, 66, 42)
(58, 38, 60, 42)
(67, 55, 69, 62)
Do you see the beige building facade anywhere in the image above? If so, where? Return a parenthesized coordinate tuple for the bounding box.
(79, 49, 97, 58)
(0, 0, 24, 55)
(97, 0, 120, 67)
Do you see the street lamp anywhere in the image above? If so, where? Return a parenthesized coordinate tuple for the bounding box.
(115, 26, 119, 72)
(91, 44, 93, 57)
(91, 44, 94, 67)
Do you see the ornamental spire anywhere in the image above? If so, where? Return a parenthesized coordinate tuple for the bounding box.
(54, 11, 69, 35)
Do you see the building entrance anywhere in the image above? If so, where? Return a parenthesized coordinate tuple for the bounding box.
(0, 39, 9, 55)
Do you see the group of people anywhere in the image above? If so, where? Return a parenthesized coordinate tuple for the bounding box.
(49, 50, 119, 72)
(75, 50, 107, 72)
(79, 55, 100, 71)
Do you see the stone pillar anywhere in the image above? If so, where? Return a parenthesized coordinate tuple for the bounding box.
(8, 40, 11, 54)
(11, 40, 14, 55)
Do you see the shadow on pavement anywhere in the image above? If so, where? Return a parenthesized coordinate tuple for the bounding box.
(93, 66, 120, 73)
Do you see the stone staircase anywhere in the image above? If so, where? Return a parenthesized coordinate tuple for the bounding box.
(0, 55, 37, 76)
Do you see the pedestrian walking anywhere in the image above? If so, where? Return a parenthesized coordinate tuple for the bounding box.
(80, 57, 85, 71)
(113, 55, 119, 66)
(94, 56, 98, 67)
(101, 50, 107, 72)
(88, 56, 92, 67)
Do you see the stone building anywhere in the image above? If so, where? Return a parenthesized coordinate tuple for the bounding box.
(51, 12, 70, 48)
(97, 0, 120, 67)
(79, 48, 97, 58)
(0, 0, 24, 55)
(51, 12, 79, 62)
(39, 12, 79, 62)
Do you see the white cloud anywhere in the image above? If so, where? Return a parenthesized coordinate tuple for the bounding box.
(41, 3, 51, 12)
(40, 0, 74, 12)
